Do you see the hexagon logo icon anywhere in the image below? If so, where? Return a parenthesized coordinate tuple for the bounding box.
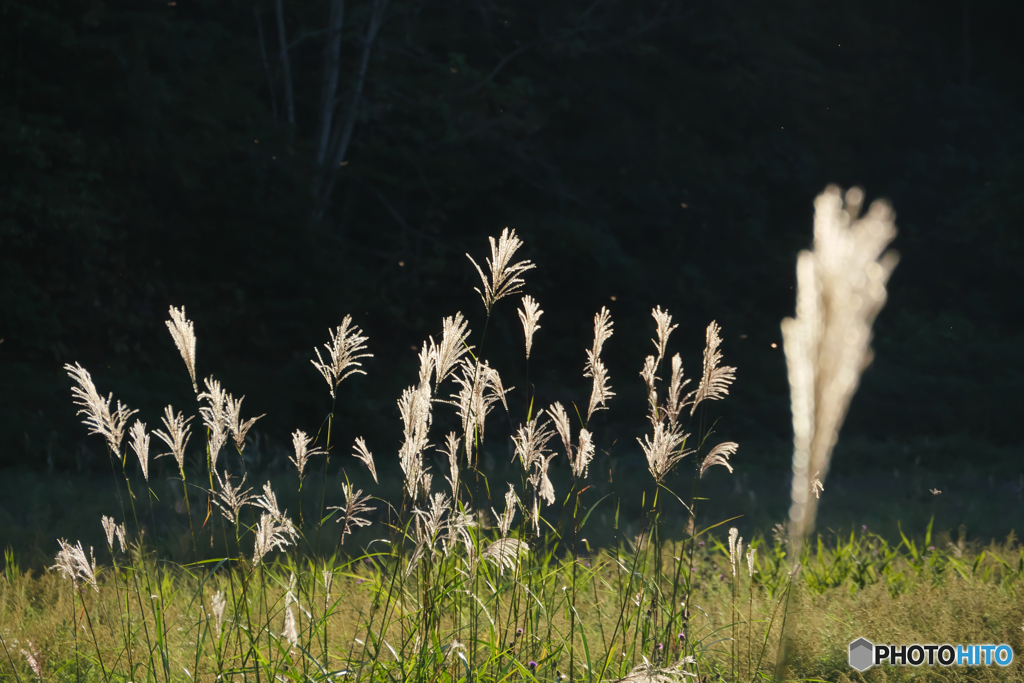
(849, 637, 874, 672)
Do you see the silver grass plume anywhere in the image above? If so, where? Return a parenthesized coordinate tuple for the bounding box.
(640, 309, 689, 427)
(329, 483, 375, 544)
(398, 381, 433, 500)
(584, 307, 615, 422)
(699, 442, 738, 477)
(491, 484, 518, 538)
(517, 295, 543, 360)
(513, 414, 556, 488)
(282, 572, 299, 648)
(548, 402, 593, 479)
(321, 569, 333, 606)
(255, 481, 288, 521)
(128, 419, 151, 481)
(214, 473, 254, 524)
(443, 505, 476, 558)
(783, 186, 898, 549)
(417, 340, 436, 387)
(415, 492, 449, 546)
(467, 227, 536, 314)
(225, 394, 264, 453)
(620, 657, 698, 682)
(728, 528, 743, 577)
(101, 515, 126, 553)
(638, 421, 692, 484)
(513, 415, 556, 534)
(64, 362, 138, 457)
(429, 313, 473, 389)
(549, 401, 573, 458)
(290, 429, 326, 479)
(440, 432, 461, 496)
(311, 316, 372, 399)
(650, 306, 678, 368)
(688, 321, 736, 416)
(746, 547, 757, 578)
(665, 354, 688, 428)
(198, 377, 230, 473)
(211, 590, 226, 638)
(407, 492, 449, 576)
(16, 640, 42, 681)
(153, 405, 192, 474)
(351, 437, 378, 483)
(252, 512, 298, 565)
(166, 305, 198, 393)
(478, 537, 528, 573)
(640, 355, 659, 416)
(451, 359, 510, 468)
(51, 539, 98, 592)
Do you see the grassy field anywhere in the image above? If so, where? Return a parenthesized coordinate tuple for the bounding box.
(2, 518, 1022, 682)
(2, 193, 1022, 682)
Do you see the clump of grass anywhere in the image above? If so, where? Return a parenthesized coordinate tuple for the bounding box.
(6, 188, 1005, 683)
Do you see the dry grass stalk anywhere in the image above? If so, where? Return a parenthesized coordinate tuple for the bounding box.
(214, 473, 254, 524)
(225, 394, 264, 453)
(64, 362, 138, 457)
(329, 483, 375, 544)
(290, 429, 326, 479)
(650, 306, 678, 368)
(16, 640, 42, 681)
(398, 382, 433, 500)
(252, 512, 298, 566)
(783, 185, 898, 547)
(491, 483, 518, 538)
(198, 377, 230, 472)
(210, 590, 226, 638)
(452, 359, 510, 468)
(620, 657, 697, 682)
(699, 441, 738, 478)
(479, 537, 528, 573)
(51, 539, 98, 592)
(100, 515, 126, 553)
(128, 419, 151, 481)
(665, 354, 688, 427)
(548, 401, 594, 479)
(584, 307, 615, 422)
(638, 421, 691, 484)
(282, 572, 299, 648)
(351, 436, 378, 483)
(466, 227, 536, 314)
(517, 295, 543, 360)
(443, 506, 476, 558)
(512, 414, 557, 534)
(440, 432, 461, 495)
(165, 305, 198, 393)
(311, 316, 372, 399)
(428, 313, 473, 388)
(153, 405, 193, 474)
(688, 321, 736, 417)
(728, 528, 743, 577)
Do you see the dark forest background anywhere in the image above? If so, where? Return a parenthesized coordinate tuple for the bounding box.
(1, 0, 1022, 534)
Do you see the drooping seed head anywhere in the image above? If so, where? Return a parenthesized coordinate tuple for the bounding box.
(166, 306, 198, 393)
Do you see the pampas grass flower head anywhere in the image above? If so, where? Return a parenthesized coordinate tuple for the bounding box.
(64, 362, 138, 457)
(311, 316, 372, 399)
(51, 539, 98, 592)
(165, 305, 198, 393)
(783, 185, 898, 547)
(467, 227, 536, 314)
